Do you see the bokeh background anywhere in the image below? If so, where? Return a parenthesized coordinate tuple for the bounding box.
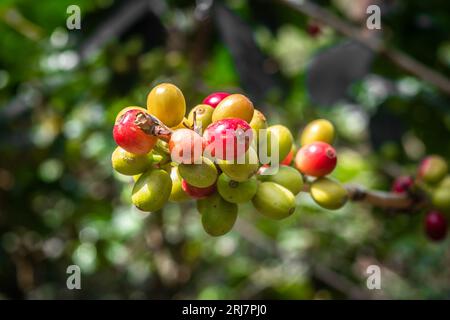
(1, 0, 450, 299)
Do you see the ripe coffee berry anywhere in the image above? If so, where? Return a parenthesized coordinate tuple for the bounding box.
(181, 179, 216, 199)
(295, 142, 337, 177)
(202, 92, 230, 108)
(425, 211, 448, 242)
(113, 109, 157, 155)
(169, 128, 203, 164)
(391, 176, 414, 194)
(203, 118, 253, 160)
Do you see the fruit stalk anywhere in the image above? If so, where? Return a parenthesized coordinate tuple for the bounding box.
(134, 112, 173, 142)
(302, 183, 423, 210)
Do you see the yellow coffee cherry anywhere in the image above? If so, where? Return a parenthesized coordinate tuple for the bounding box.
(300, 119, 335, 146)
(212, 94, 254, 123)
(147, 83, 186, 127)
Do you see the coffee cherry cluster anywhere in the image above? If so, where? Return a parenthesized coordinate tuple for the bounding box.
(391, 155, 450, 242)
(112, 83, 349, 236)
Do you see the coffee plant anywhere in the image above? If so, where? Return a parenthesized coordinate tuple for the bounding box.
(112, 83, 449, 241)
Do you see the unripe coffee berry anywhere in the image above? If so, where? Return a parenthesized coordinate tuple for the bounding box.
(425, 211, 447, 242)
(295, 142, 337, 177)
(187, 104, 214, 131)
(212, 94, 254, 123)
(418, 155, 448, 184)
(267, 125, 294, 163)
(199, 193, 238, 236)
(132, 169, 172, 212)
(249, 109, 268, 132)
(300, 119, 335, 146)
(111, 146, 152, 176)
(310, 177, 348, 210)
(252, 182, 296, 220)
(147, 83, 186, 127)
(432, 187, 450, 212)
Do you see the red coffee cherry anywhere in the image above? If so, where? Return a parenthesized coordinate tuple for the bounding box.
(425, 211, 448, 242)
(169, 128, 203, 164)
(203, 118, 253, 161)
(113, 109, 157, 155)
(391, 176, 414, 194)
(202, 92, 230, 108)
(294, 142, 337, 177)
(181, 179, 216, 199)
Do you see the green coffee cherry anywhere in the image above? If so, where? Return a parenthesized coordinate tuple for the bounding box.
(258, 165, 303, 195)
(111, 146, 152, 175)
(132, 169, 172, 212)
(218, 147, 259, 182)
(217, 173, 257, 204)
(249, 109, 268, 132)
(187, 104, 214, 131)
(439, 175, 450, 189)
(418, 155, 448, 184)
(252, 182, 296, 220)
(179, 157, 218, 188)
(200, 193, 238, 236)
(432, 187, 450, 212)
(169, 166, 190, 202)
(310, 178, 348, 210)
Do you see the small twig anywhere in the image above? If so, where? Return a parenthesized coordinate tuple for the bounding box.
(303, 183, 424, 210)
(192, 111, 202, 135)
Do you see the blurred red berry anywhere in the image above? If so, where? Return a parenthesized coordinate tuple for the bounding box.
(307, 23, 321, 37)
(391, 176, 414, 194)
(425, 211, 448, 242)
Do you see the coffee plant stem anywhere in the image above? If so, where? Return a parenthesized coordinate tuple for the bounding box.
(303, 183, 423, 210)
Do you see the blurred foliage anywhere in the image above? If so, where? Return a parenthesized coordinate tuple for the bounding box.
(0, 0, 450, 299)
